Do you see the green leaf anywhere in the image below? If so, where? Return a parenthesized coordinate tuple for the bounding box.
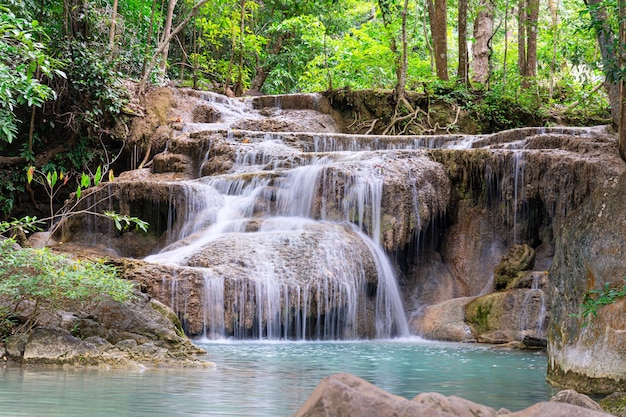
(94, 166, 102, 186)
(80, 173, 90, 189)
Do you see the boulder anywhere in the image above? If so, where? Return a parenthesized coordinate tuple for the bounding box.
(465, 289, 548, 344)
(291, 373, 615, 417)
(409, 297, 476, 342)
(22, 327, 101, 365)
(292, 372, 499, 417)
(550, 389, 603, 412)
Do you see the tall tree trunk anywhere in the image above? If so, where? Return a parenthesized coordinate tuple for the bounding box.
(518, 0, 527, 74)
(619, 0, 626, 161)
(548, 0, 560, 95)
(503, 0, 509, 85)
(472, 0, 494, 84)
(160, 0, 178, 73)
(518, 0, 539, 78)
(427, 0, 449, 80)
(139, 0, 211, 94)
(583, 0, 620, 127)
(109, 0, 118, 51)
(394, 0, 410, 100)
(142, 0, 158, 77)
(422, 0, 435, 75)
(457, 0, 469, 84)
(526, 0, 539, 77)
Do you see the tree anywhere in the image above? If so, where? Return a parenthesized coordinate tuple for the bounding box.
(472, 0, 494, 84)
(160, 0, 178, 73)
(617, 0, 626, 162)
(139, 0, 211, 94)
(426, 0, 448, 80)
(0, 5, 61, 145)
(518, 0, 539, 78)
(583, 0, 624, 161)
(457, 0, 469, 84)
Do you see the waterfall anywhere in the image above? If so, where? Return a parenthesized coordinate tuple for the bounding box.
(144, 134, 410, 340)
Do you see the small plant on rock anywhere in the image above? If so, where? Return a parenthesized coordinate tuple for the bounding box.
(0, 238, 135, 336)
(572, 279, 626, 327)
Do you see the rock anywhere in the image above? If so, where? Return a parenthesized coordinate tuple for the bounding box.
(22, 328, 101, 365)
(506, 402, 613, 417)
(412, 392, 499, 417)
(292, 373, 615, 417)
(599, 392, 626, 417)
(548, 172, 626, 393)
(75, 293, 187, 346)
(28, 232, 57, 248)
(291, 372, 499, 417)
(550, 389, 603, 412)
(465, 289, 548, 344)
(409, 297, 476, 342)
(494, 244, 535, 290)
(4, 333, 28, 361)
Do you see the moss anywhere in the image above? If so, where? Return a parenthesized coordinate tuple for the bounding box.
(599, 392, 626, 417)
(465, 298, 493, 335)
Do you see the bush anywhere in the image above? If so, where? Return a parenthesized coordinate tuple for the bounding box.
(0, 238, 135, 338)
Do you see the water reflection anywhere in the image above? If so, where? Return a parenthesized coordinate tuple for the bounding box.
(0, 340, 553, 416)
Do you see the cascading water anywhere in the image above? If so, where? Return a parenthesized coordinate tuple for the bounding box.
(130, 91, 597, 342)
(144, 99, 416, 338)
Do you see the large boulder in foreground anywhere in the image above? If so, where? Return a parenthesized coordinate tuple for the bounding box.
(2, 291, 208, 367)
(291, 373, 613, 417)
(548, 172, 626, 394)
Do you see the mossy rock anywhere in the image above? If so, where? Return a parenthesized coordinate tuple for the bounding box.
(494, 244, 535, 290)
(600, 392, 626, 417)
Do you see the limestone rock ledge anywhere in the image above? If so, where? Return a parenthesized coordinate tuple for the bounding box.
(292, 373, 614, 417)
(1, 292, 210, 368)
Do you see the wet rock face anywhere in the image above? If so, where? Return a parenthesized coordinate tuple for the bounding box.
(548, 172, 626, 394)
(116, 223, 385, 339)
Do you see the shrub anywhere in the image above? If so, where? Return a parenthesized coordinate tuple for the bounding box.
(0, 238, 135, 338)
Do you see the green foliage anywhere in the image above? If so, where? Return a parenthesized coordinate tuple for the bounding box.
(104, 211, 149, 233)
(56, 41, 129, 135)
(0, 215, 42, 234)
(19, 165, 149, 235)
(572, 280, 626, 327)
(0, 5, 63, 143)
(0, 237, 135, 337)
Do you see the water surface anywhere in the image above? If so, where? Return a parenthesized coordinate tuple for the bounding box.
(0, 339, 552, 416)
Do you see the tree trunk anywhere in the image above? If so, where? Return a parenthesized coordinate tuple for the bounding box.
(160, 0, 178, 73)
(457, 0, 469, 84)
(525, 0, 539, 77)
(518, 0, 527, 74)
(139, 0, 211, 94)
(617, 0, 626, 162)
(427, 0, 449, 80)
(518, 0, 539, 78)
(472, 0, 494, 84)
(548, 0, 560, 95)
(394, 0, 410, 100)
(142, 0, 159, 78)
(109, 0, 118, 51)
(584, 0, 620, 127)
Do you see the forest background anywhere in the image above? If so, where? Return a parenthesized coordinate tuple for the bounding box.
(0, 0, 625, 223)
